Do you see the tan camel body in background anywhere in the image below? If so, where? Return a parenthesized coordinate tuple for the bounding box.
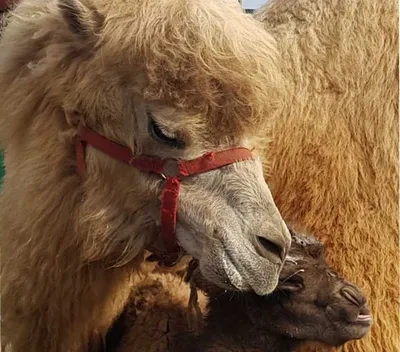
(257, 0, 399, 351)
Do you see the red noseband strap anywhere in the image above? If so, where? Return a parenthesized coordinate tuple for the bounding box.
(76, 124, 255, 266)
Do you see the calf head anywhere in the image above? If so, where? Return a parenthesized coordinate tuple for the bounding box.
(245, 231, 372, 346)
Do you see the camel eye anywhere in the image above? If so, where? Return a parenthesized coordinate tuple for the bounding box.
(147, 112, 185, 149)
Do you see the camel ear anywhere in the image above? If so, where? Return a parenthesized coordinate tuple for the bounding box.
(58, 0, 104, 37)
(63, 107, 82, 128)
(308, 242, 324, 259)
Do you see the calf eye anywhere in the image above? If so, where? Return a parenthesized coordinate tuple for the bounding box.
(278, 274, 304, 292)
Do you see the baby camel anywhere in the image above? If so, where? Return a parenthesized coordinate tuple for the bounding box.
(109, 230, 372, 352)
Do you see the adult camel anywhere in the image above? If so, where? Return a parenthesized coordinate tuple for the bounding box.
(0, 0, 291, 351)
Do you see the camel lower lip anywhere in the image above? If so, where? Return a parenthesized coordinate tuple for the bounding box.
(223, 247, 280, 295)
(221, 277, 243, 292)
(222, 253, 252, 291)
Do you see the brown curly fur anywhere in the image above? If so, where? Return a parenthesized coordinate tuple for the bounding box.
(110, 261, 208, 352)
(255, 0, 399, 351)
(0, 1, 287, 351)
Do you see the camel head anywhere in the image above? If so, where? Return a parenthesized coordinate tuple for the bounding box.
(0, 0, 290, 295)
(244, 230, 372, 346)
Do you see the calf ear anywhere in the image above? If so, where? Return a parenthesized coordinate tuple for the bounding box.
(58, 0, 104, 38)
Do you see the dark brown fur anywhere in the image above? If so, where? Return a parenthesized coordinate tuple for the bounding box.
(114, 231, 371, 352)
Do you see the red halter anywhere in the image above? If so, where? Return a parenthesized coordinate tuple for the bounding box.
(75, 124, 255, 266)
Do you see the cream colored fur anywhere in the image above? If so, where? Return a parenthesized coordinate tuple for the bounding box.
(256, 0, 399, 351)
(0, 0, 293, 351)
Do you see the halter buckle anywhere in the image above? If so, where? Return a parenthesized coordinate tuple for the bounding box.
(161, 159, 181, 179)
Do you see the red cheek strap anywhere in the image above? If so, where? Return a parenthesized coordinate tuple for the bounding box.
(76, 124, 255, 266)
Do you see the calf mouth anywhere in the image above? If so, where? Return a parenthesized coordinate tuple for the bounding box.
(354, 307, 373, 327)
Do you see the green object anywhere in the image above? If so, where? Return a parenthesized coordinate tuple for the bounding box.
(0, 151, 4, 187)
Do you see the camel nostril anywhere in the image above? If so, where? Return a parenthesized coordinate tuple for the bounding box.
(255, 236, 285, 263)
(360, 306, 370, 316)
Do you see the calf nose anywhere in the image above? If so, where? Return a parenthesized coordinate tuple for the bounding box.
(254, 229, 288, 264)
(339, 282, 372, 326)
